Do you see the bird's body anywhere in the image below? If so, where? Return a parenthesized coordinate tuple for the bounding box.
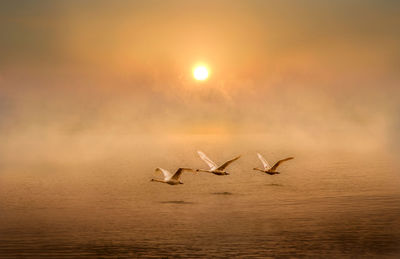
(151, 167, 193, 185)
(253, 153, 294, 175)
(196, 169, 229, 175)
(196, 151, 241, 176)
(253, 168, 281, 175)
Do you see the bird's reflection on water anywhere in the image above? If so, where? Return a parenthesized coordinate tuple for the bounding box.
(211, 192, 234, 195)
(159, 200, 195, 204)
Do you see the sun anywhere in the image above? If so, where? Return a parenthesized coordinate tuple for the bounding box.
(193, 66, 209, 81)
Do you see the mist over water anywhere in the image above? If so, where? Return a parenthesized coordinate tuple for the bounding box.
(1, 56, 399, 258)
(0, 60, 399, 259)
(1, 134, 399, 258)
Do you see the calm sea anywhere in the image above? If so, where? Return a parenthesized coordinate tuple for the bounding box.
(1, 135, 399, 258)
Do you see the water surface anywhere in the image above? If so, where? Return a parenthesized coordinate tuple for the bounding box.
(1, 135, 399, 258)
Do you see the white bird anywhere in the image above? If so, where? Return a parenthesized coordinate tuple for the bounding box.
(253, 153, 294, 175)
(151, 168, 193, 185)
(196, 150, 241, 176)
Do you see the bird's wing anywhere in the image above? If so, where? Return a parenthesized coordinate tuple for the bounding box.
(217, 155, 241, 170)
(155, 167, 173, 180)
(270, 157, 294, 172)
(257, 153, 271, 170)
(171, 168, 193, 180)
(197, 151, 218, 170)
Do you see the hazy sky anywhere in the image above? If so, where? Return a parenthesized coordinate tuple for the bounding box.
(0, 0, 399, 150)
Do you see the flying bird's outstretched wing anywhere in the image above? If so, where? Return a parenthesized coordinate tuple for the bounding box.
(257, 153, 271, 170)
(270, 157, 294, 172)
(171, 168, 193, 180)
(197, 151, 217, 170)
(217, 155, 241, 170)
(155, 167, 173, 180)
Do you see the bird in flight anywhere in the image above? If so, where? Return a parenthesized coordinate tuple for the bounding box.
(253, 153, 294, 175)
(151, 167, 194, 185)
(196, 150, 241, 176)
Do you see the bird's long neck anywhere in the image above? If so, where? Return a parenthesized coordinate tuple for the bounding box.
(197, 169, 213, 173)
(151, 179, 165, 183)
(253, 168, 265, 172)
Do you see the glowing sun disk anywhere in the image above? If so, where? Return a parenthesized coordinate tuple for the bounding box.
(193, 66, 209, 81)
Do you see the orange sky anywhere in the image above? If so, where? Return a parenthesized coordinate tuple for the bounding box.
(0, 0, 399, 149)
